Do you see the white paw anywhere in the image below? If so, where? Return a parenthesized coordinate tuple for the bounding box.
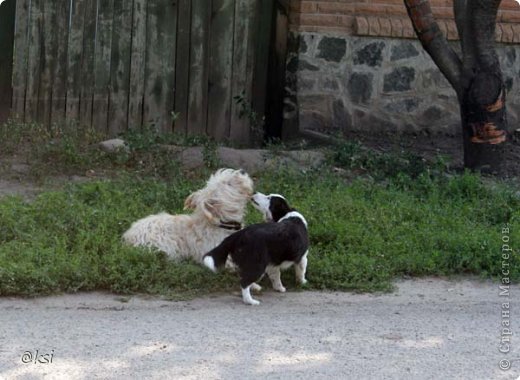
(274, 285, 286, 293)
(245, 299, 260, 306)
(250, 283, 262, 292)
(299, 278, 308, 285)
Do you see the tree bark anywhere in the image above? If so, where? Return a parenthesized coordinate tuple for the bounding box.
(404, 0, 508, 172)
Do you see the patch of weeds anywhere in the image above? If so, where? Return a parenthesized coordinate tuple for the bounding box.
(202, 139, 220, 169)
(0, 168, 518, 297)
(233, 90, 265, 145)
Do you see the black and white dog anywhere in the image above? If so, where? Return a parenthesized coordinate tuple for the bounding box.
(203, 193, 309, 305)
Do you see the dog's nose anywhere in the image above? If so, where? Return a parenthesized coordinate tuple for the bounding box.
(239, 169, 246, 175)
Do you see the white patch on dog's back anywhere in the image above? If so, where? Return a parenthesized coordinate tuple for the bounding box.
(279, 211, 307, 228)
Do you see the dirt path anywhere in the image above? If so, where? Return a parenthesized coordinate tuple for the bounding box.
(0, 278, 518, 380)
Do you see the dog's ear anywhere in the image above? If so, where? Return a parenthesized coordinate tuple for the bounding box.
(201, 199, 220, 222)
(184, 191, 199, 210)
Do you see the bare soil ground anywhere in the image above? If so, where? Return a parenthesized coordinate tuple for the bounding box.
(346, 131, 520, 178)
(0, 279, 518, 380)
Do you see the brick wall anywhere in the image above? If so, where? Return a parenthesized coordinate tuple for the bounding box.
(289, 0, 520, 43)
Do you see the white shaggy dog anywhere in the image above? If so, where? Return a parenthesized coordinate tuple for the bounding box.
(122, 169, 254, 262)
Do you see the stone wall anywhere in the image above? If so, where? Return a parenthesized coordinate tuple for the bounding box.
(284, 33, 520, 138)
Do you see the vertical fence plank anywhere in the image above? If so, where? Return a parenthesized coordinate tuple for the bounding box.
(251, 0, 273, 136)
(107, 0, 132, 136)
(207, 0, 235, 141)
(128, 0, 147, 130)
(50, 0, 71, 125)
(186, 0, 210, 137)
(11, 0, 29, 120)
(173, 0, 191, 135)
(143, 0, 177, 132)
(92, 0, 114, 133)
(229, 0, 258, 145)
(0, 0, 15, 123)
(37, 0, 58, 126)
(24, 0, 43, 122)
(79, 0, 97, 129)
(66, 0, 87, 122)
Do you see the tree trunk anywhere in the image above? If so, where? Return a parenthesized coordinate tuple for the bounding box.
(460, 70, 507, 172)
(404, 0, 508, 172)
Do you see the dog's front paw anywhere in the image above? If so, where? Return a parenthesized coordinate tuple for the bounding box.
(274, 285, 286, 293)
(245, 298, 260, 306)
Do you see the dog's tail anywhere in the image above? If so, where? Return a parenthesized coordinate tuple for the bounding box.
(203, 234, 236, 273)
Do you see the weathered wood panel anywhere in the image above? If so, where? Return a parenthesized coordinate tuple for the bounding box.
(66, 0, 88, 122)
(24, 0, 43, 121)
(9, 0, 276, 143)
(173, 0, 191, 135)
(79, 0, 98, 128)
(251, 0, 274, 135)
(0, 0, 15, 124)
(230, 0, 258, 145)
(108, 0, 133, 135)
(37, 0, 56, 125)
(50, 0, 71, 125)
(127, 0, 147, 130)
(142, 0, 177, 132)
(92, 0, 114, 133)
(9, 0, 26, 121)
(187, 0, 211, 136)
(207, 0, 235, 141)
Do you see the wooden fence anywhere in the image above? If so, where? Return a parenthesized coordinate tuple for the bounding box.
(9, 0, 279, 144)
(0, 0, 15, 124)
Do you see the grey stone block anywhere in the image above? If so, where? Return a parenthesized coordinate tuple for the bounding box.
(317, 37, 347, 62)
(353, 42, 385, 67)
(332, 99, 352, 130)
(348, 72, 373, 104)
(383, 98, 420, 113)
(422, 106, 443, 121)
(383, 67, 415, 92)
(390, 42, 419, 61)
(287, 57, 319, 73)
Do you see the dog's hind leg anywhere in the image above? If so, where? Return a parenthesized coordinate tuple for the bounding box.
(266, 266, 286, 293)
(295, 251, 308, 285)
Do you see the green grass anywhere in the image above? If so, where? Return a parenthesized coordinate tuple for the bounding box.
(0, 161, 518, 297)
(1, 121, 518, 296)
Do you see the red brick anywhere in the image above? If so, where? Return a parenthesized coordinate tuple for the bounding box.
(512, 24, 520, 43)
(402, 20, 416, 38)
(437, 20, 448, 39)
(432, 6, 454, 19)
(368, 16, 381, 35)
(501, 23, 515, 43)
(354, 16, 369, 35)
(379, 17, 392, 36)
(500, 10, 520, 23)
(317, 2, 355, 14)
(500, 0, 520, 11)
(390, 17, 404, 37)
(288, 0, 520, 39)
(446, 20, 459, 40)
(495, 23, 503, 42)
